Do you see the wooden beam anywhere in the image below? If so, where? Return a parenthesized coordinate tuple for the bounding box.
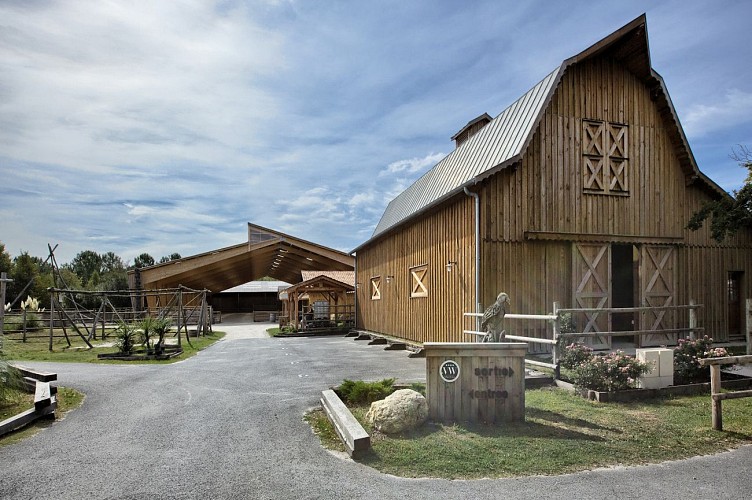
(525, 231, 683, 244)
(320, 389, 370, 458)
(699, 355, 752, 367)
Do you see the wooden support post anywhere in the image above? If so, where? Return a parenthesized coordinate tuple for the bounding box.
(177, 290, 182, 347)
(22, 308, 27, 342)
(49, 293, 54, 351)
(201, 291, 209, 337)
(710, 364, 722, 431)
(552, 301, 561, 380)
(688, 299, 697, 340)
(52, 296, 72, 348)
(0, 272, 10, 352)
(746, 298, 751, 356)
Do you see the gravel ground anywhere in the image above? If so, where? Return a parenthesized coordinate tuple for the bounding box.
(1, 322, 750, 499)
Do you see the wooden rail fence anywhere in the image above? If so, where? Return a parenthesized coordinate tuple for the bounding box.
(464, 301, 712, 378)
(698, 355, 752, 431)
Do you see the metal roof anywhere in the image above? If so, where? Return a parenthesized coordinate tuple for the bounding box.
(369, 67, 559, 240)
(219, 281, 291, 294)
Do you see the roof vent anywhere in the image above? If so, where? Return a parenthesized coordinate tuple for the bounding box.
(451, 113, 492, 148)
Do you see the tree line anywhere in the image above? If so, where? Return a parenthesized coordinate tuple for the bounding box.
(0, 247, 180, 310)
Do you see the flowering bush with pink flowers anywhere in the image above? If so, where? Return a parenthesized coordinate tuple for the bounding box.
(559, 342, 594, 370)
(674, 336, 730, 384)
(569, 350, 651, 392)
(560, 342, 650, 392)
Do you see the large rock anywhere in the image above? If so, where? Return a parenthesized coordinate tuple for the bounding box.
(365, 389, 428, 434)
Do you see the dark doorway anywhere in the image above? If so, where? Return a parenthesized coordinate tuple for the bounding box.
(611, 244, 637, 339)
(728, 272, 743, 341)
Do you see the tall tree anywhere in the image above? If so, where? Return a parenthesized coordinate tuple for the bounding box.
(134, 253, 155, 269)
(70, 250, 103, 285)
(159, 252, 182, 264)
(9, 252, 38, 304)
(688, 146, 752, 241)
(0, 242, 11, 275)
(101, 251, 125, 273)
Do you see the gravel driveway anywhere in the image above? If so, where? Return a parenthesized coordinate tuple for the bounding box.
(1, 321, 750, 499)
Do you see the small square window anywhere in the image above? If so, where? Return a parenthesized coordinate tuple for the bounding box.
(410, 265, 428, 298)
(370, 276, 381, 300)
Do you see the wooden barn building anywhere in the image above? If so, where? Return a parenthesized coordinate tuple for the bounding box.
(352, 15, 752, 352)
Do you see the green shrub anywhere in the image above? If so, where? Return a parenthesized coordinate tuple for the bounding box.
(139, 316, 156, 350)
(0, 359, 24, 404)
(570, 351, 650, 392)
(336, 378, 396, 404)
(674, 336, 729, 385)
(115, 322, 137, 355)
(152, 317, 171, 354)
(2, 314, 22, 333)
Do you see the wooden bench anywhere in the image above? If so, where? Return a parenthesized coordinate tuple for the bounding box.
(320, 389, 370, 458)
(699, 355, 752, 430)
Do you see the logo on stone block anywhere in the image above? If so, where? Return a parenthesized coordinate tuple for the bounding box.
(439, 360, 460, 383)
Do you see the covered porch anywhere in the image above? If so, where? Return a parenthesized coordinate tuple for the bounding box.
(280, 271, 355, 331)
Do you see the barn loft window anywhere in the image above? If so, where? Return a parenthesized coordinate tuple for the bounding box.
(583, 120, 629, 195)
(410, 265, 428, 298)
(370, 276, 381, 300)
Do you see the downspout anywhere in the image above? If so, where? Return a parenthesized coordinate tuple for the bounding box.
(353, 255, 358, 330)
(463, 186, 481, 333)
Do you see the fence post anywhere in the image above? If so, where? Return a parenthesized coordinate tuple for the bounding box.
(710, 364, 722, 431)
(0, 272, 11, 352)
(552, 301, 561, 380)
(22, 308, 27, 342)
(746, 298, 751, 356)
(688, 298, 697, 340)
(49, 292, 55, 351)
(177, 289, 182, 347)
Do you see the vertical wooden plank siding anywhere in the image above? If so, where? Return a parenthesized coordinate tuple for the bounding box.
(480, 56, 752, 344)
(356, 197, 475, 344)
(358, 54, 752, 346)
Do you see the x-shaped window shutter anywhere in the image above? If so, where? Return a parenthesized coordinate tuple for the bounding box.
(370, 277, 381, 300)
(410, 266, 428, 297)
(583, 119, 628, 195)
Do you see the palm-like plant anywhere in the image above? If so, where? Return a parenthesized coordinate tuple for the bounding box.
(114, 321, 137, 355)
(139, 316, 157, 351)
(152, 318, 172, 355)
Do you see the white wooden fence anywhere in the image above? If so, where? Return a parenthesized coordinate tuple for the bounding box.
(462, 300, 736, 377)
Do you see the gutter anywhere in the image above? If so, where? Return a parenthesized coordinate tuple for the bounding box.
(463, 186, 481, 332)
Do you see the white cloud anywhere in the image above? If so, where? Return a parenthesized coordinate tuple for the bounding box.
(1, 1, 751, 264)
(380, 152, 445, 177)
(683, 89, 752, 138)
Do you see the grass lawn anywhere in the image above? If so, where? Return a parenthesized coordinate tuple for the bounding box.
(2, 330, 225, 364)
(306, 387, 752, 479)
(0, 386, 85, 446)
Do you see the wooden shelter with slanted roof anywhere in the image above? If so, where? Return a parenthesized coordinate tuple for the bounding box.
(352, 15, 752, 352)
(128, 223, 354, 312)
(279, 271, 355, 331)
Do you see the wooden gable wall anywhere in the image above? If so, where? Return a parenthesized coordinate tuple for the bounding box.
(480, 55, 752, 343)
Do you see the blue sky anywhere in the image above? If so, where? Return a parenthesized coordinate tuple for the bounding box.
(1, 0, 751, 264)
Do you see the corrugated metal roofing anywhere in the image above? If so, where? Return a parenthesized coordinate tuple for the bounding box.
(219, 281, 291, 294)
(370, 67, 560, 240)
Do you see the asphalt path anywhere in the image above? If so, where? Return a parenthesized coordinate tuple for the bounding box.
(1, 319, 750, 499)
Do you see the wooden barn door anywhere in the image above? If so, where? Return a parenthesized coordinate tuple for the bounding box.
(639, 245, 678, 346)
(572, 243, 612, 350)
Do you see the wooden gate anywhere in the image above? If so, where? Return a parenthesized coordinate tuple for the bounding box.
(639, 245, 678, 346)
(572, 243, 611, 350)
